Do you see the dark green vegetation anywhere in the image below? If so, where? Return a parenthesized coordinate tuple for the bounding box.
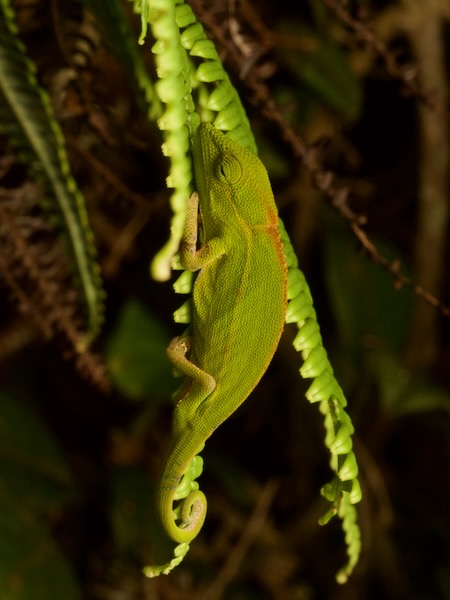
(0, 0, 449, 598)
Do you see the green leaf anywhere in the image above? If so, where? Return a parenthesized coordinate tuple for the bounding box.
(83, 0, 162, 121)
(0, 393, 73, 509)
(277, 22, 362, 120)
(110, 466, 178, 571)
(0, 392, 79, 599)
(368, 349, 450, 417)
(110, 467, 156, 559)
(0, 494, 80, 600)
(105, 299, 175, 401)
(323, 223, 413, 356)
(0, 0, 104, 347)
(206, 453, 254, 510)
(143, 0, 257, 280)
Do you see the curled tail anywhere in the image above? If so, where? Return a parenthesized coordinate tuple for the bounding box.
(144, 441, 206, 576)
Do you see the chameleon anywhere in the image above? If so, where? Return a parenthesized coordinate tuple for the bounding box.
(151, 122, 288, 573)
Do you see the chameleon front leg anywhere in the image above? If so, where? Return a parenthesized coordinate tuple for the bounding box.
(181, 192, 226, 271)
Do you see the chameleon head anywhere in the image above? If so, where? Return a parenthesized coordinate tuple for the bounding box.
(193, 122, 277, 227)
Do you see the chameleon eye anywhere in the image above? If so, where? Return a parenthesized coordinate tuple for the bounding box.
(215, 152, 243, 184)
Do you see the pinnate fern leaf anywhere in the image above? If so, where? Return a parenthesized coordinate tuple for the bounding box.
(129, 0, 362, 580)
(0, 0, 104, 348)
(84, 0, 162, 121)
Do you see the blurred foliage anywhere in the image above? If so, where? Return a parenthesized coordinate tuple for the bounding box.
(105, 299, 174, 401)
(276, 22, 362, 121)
(0, 393, 78, 599)
(0, 0, 449, 599)
(323, 224, 413, 355)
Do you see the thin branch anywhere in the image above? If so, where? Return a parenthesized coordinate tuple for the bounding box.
(0, 189, 109, 391)
(401, 0, 450, 365)
(321, 0, 449, 115)
(191, 0, 450, 317)
(200, 480, 279, 600)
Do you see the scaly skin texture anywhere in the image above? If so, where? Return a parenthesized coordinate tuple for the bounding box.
(159, 122, 288, 546)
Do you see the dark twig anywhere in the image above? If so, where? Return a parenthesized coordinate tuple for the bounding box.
(0, 187, 110, 390)
(191, 0, 450, 317)
(200, 480, 279, 600)
(320, 0, 449, 115)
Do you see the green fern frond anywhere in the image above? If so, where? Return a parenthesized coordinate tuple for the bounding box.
(131, 0, 361, 580)
(131, 0, 256, 279)
(0, 0, 104, 348)
(174, 1, 256, 153)
(280, 219, 362, 581)
(143, 450, 204, 577)
(130, 0, 197, 281)
(83, 0, 162, 121)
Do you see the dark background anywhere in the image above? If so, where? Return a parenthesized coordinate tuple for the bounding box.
(0, 0, 449, 598)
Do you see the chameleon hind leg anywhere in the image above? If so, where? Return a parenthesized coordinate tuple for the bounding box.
(145, 336, 217, 576)
(166, 335, 216, 437)
(154, 335, 215, 538)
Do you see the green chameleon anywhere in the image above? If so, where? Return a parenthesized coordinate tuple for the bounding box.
(147, 122, 287, 575)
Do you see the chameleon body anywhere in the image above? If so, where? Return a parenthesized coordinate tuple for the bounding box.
(158, 122, 288, 547)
